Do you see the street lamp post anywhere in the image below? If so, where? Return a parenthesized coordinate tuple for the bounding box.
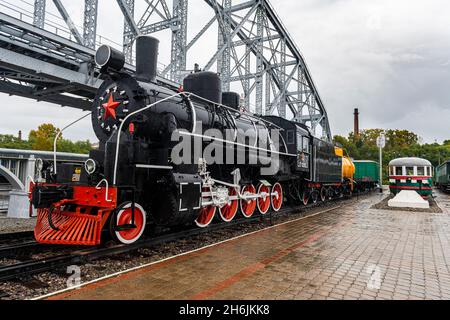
(377, 132, 386, 194)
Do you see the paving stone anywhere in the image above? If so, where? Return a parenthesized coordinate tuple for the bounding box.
(50, 192, 450, 301)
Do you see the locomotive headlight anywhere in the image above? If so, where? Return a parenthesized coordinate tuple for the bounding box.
(35, 158, 44, 171)
(85, 159, 98, 175)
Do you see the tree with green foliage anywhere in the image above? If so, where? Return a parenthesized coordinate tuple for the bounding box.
(334, 129, 450, 183)
(29, 123, 61, 151)
(0, 124, 93, 154)
(0, 134, 32, 150)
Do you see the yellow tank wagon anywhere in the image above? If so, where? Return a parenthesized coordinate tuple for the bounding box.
(335, 147, 355, 190)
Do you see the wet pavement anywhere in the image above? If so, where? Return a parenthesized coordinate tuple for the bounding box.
(49, 191, 450, 300)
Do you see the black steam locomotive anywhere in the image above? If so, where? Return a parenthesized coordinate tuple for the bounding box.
(31, 36, 350, 246)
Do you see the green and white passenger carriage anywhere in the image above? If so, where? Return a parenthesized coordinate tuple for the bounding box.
(388, 158, 433, 198)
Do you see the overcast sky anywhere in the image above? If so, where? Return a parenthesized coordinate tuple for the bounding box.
(0, 0, 449, 144)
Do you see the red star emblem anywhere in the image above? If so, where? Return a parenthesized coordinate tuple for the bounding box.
(102, 94, 120, 120)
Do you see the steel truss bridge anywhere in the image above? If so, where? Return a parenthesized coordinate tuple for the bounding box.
(0, 0, 332, 141)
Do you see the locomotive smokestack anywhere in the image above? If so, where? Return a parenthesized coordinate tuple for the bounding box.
(354, 108, 360, 138)
(136, 36, 159, 82)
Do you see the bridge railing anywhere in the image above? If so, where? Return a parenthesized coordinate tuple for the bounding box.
(0, 0, 168, 74)
(0, 0, 122, 50)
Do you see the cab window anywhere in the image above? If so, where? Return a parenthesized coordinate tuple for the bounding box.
(406, 167, 414, 176)
(297, 133, 303, 152)
(395, 167, 403, 176)
(302, 137, 310, 153)
(417, 167, 425, 176)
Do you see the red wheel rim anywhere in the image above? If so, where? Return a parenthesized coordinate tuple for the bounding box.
(196, 187, 216, 228)
(320, 187, 327, 202)
(271, 183, 283, 212)
(312, 191, 318, 204)
(240, 185, 257, 218)
(257, 184, 271, 215)
(302, 192, 309, 206)
(219, 187, 238, 222)
(115, 204, 146, 244)
(196, 206, 216, 227)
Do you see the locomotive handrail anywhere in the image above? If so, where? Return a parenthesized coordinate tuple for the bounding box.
(186, 92, 291, 152)
(53, 112, 92, 175)
(112, 90, 279, 186)
(178, 131, 296, 158)
(95, 179, 112, 202)
(186, 92, 284, 131)
(113, 92, 187, 185)
(112, 90, 297, 185)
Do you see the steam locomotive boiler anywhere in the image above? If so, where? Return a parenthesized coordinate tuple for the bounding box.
(30, 35, 353, 246)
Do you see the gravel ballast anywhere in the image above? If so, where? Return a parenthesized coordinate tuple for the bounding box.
(371, 194, 443, 213)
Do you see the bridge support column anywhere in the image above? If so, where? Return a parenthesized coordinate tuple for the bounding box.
(4, 156, 37, 219)
(7, 190, 32, 219)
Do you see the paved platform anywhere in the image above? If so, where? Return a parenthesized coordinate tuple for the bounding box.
(49, 191, 450, 300)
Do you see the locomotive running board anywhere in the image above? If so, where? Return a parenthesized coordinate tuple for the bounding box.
(34, 208, 111, 246)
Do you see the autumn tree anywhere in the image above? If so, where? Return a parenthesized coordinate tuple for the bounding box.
(29, 124, 61, 151)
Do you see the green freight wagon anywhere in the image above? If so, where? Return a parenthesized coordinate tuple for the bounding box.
(353, 160, 380, 192)
(436, 161, 450, 193)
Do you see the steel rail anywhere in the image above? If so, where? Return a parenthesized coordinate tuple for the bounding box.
(0, 231, 34, 242)
(0, 191, 373, 282)
(0, 198, 347, 282)
(0, 241, 41, 257)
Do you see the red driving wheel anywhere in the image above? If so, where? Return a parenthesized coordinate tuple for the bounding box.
(219, 187, 239, 222)
(271, 183, 283, 212)
(257, 184, 271, 215)
(302, 191, 309, 206)
(240, 184, 257, 218)
(111, 203, 147, 245)
(320, 187, 327, 202)
(196, 187, 216, 228)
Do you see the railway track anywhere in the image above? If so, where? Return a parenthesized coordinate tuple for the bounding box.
(0, 194, 370, 283)
(0, 231, 34, 242)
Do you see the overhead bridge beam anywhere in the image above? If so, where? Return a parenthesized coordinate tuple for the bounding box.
(0, 0, 332, 141)
(0, 80, 93, 110)
(0, 47, 101, 93)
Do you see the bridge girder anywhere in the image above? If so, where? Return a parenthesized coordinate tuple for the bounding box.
(0, 0, 332, 141)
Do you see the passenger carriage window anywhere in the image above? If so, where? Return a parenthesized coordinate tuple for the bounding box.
(395, 167, 403, 176)
(417, 167, 425, 176)
(406, 167, 414, 176)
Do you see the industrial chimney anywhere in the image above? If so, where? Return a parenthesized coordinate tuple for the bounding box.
(354, 108, 360, 138)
